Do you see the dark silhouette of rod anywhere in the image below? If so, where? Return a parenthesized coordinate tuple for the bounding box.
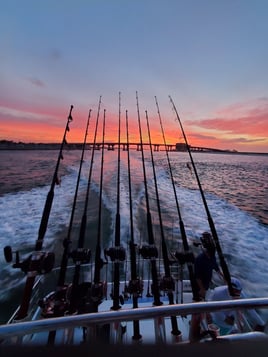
(65, 109, 106, 346)
(155, 97, 199, 301)
(136, 92, 162, 306)
(126, 109, 142, 340)
(47, 110, 91, 345)
(69, 97, 102, 313)
(111, 92, 123, 311)
(93, 109, 106, 288)
(145, 110, 181, 336)
(85, 108, 107, 316)
(16, 105, 74, 320)
(36, 105, 73, 251)
(169, 96, 234, 297)
(58, 109, 91, 288)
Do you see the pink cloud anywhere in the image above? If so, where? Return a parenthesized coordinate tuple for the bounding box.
(186, 98, 268, 137)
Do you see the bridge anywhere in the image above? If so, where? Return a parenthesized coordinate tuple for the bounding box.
(71, 142, 231, 153)
(0, 141, 231, 153)
(85, 142, 175, 151)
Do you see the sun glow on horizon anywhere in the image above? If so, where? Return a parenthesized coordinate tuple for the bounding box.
(1, 99, 268, 153)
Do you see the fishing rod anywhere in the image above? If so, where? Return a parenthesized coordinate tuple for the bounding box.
(136, 92, 162, 307)
(125, 109, 142, 341)
(57, 109, 92, 289)
(155, 96, 199, 302)
(36, 105, 74, 252)
(68, 97, 102, 313)
(168, 96, 234, 297)
(105, 92, 126, 311)
(45, 110, 91, 345)
(90, 108, 107, 313)
(67, 109, 106, 344)
(145, 109, 181, 338)
(3, 105, 74, 320)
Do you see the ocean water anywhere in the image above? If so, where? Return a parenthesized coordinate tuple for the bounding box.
(0, 149, 268, 324)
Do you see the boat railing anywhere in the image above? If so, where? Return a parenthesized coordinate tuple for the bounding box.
(1, 297, 268, 344)
(6, 260, 192, 325)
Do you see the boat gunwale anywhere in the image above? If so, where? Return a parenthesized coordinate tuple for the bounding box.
(1, 297, 268, 340)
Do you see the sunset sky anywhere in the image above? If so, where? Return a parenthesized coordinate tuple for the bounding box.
(1, 0, 268, 152)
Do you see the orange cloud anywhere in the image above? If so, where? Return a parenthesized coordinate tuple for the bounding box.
(1, 97, 268, 153)
(188, 113, 268, 137)
(184, 98, 268, 151)
(0, 104, 86, 143)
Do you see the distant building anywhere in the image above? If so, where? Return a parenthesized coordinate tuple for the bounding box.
(175, 143, 188, 151)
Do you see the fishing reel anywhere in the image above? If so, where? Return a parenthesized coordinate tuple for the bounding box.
(89, 281, 106, 303)
(126, 278, 144, 295)
(104, 246, 126, 262)
(3, 245, 55, 274)
(70, 248, 91, 264)
(175, 250, 195, 265)
(159, 276, 175, 292)
(69, 281, 106, 313)
(139, 244, 158, 259)
(39, 285, 71, 318)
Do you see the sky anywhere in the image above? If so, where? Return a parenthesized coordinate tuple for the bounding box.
(1, 0, 268, 153)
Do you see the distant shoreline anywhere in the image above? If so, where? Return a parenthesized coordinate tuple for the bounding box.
(0, 141, 85, 151)
(0, 140, 267, 156)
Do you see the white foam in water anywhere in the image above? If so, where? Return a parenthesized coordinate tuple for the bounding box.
(1, 151, 268, 312)
(0, 170, 79, 262)
(139, 165, 268, 299)
(180, 188, 268, 298)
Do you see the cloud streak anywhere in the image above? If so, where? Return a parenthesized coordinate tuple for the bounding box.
(26, 77, 45, 87)
(0, 106, 62, 126)
(187, 99, 268, 138)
